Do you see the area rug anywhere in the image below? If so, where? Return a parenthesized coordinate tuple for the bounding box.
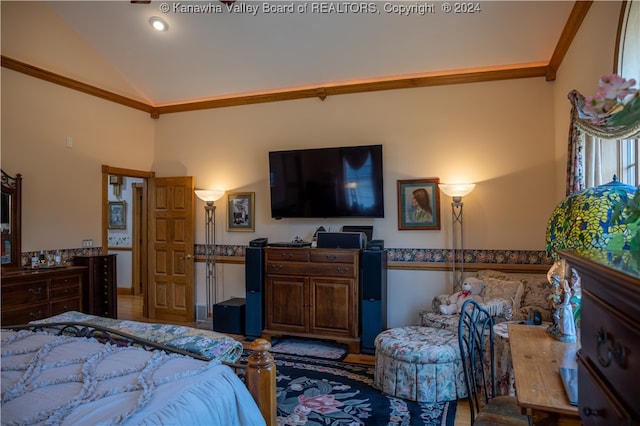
(269, 337, 348, 360)
(241, 351, 457, 426)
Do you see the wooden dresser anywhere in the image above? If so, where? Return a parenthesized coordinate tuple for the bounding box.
(73, 254, 118, 318)
(561, 250, 639, 425)
(1, 266, 86, 325)
(263, 247, 360, 353)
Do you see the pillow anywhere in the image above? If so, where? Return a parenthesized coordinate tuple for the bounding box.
(481, 277, 525, 315)
(476, 269, 550, 308)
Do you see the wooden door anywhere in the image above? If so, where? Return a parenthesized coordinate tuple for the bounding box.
(148, 176, 195, 322)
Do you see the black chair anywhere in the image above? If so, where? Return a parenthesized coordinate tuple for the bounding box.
(458, 299, 529, 426)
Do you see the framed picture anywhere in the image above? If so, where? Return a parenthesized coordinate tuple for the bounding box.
(397, 178, 441, 230)
(108, 201, 127, 229)
(227, 192, 255, 232)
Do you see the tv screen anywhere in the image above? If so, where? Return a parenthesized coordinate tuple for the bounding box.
(269, 145, 384, 219)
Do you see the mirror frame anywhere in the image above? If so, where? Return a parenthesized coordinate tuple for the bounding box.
(1, 170, 22, 271)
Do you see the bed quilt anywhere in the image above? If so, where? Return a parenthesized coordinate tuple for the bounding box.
(30, 311, 243, 363)
(1, 329, 265, 426)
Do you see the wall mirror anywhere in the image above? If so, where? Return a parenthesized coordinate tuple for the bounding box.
(1, 170, 22, 271)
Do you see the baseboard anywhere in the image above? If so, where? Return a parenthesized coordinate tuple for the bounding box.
(117, 287, 134, 295)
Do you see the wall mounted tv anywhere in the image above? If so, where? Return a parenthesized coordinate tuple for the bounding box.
(269, 144, 384, 219)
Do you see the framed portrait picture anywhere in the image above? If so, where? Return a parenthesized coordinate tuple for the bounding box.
(227, 192, 255, 232)
(108, 201, 126, 229)
(397, 178, 441, 230)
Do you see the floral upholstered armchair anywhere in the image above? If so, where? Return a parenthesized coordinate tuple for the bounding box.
(419, 269, 554, 333)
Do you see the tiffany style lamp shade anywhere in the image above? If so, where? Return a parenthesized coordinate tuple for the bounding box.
(546, 177, 637, 259)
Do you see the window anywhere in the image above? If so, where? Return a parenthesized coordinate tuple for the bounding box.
(592, 1, 640, 187)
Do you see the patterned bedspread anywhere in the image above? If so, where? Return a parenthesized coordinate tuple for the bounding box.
(1, 329, 265, 425)
(30, 311, 244, 363)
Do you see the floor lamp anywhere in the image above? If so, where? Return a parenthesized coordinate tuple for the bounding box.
(195, 189, 225, 318)
(438, 183, 475, 289)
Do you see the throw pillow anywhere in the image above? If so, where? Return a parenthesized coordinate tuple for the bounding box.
(481, 277, 525, 315)
(476, 269, 551, 312)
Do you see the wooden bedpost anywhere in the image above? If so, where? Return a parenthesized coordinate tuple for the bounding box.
(246, 338, 276, 426)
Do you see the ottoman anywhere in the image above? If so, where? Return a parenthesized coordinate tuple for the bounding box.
(373, 325, 466, 402)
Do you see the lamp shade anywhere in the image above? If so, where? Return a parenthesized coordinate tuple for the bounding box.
(545, 178, 636, 259)
(439, 183, 476, 198)
(195, 189, 225, 203)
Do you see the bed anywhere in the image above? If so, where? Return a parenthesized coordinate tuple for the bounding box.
(1, 313, 276, 426)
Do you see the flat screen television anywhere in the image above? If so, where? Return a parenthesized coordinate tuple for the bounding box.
(269, 144, 384, 219)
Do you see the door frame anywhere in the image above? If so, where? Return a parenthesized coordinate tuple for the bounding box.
(132, 182, 144, 296)
(101, 165, 155, 317)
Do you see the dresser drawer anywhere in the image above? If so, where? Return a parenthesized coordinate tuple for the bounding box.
(578, 354, 633, 425)
(581, 292, 639, 411)
(50, 283, 80, 299)
(306, 262, 357, 278)
(1, 303, 50, 325)
(266, 261, 310, 276)
(51, 297, 81, 315)
(265, 249, 310, 262)
(2, 281, 48, 306)
(51, 274, 81, 288)
(310, 250, 357, 264)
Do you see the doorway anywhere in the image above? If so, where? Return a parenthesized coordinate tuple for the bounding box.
(102, 165, 154, 318)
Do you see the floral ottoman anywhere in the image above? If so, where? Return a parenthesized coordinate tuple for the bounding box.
(373, 326, 466, 402)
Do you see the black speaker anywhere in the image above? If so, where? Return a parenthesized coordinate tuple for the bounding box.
(316, 231, 366, 249)
(366, 239, 384, 251)
(341, 225, 373, 242)
(245, 246, 265, 338)
(213, 298, 246, 335)
(250, 237, 268, 247)
(360, 248, 387, 354)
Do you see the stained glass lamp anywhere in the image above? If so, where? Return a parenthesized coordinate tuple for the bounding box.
(546, 177, 637, 260)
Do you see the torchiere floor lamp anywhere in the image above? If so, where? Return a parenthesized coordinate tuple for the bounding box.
(438, 183, 475, 289)
(195, 189, 225, 317)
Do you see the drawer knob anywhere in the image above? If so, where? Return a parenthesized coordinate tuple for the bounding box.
(281, 253, 293, 260)
(29, 287, 43, 295)
(271, 264, 283, 272)
(326, 255, 337, 261)
(596, 328, 627, 368)
(336, 267, 348, 273)
(582, 407, 602, 417)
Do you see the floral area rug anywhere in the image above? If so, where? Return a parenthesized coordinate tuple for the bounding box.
(241, 351, 457, 426)
(269, 337, 348, 360)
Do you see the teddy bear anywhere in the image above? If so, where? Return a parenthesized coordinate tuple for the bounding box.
(439, 277, 485, 315)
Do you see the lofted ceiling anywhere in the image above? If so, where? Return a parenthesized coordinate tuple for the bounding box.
(4, 1, 590, 115)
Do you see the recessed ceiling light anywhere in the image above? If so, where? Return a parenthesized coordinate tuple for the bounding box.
(149, 16, 169, 32)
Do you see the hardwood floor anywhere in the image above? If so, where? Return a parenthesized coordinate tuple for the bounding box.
(117, 294, 471, 425)
(117, 294, 198, 327)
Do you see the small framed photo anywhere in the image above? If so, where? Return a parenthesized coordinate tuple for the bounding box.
(227, 192, 255, 232)
(397, 178, 441, 230)
(108, 201, 127, 229)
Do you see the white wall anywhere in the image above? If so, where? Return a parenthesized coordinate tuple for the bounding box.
(160, 77, 556, 327)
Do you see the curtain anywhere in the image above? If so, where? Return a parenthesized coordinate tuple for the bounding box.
(566, 90, 640, 195)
